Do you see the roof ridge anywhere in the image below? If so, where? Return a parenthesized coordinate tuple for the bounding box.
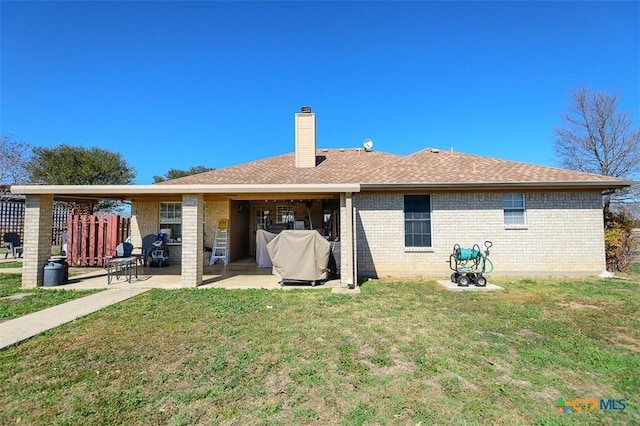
(405, 147, 625, 180)
(353, 148, 414, 176)
(315, 147, 400, 155)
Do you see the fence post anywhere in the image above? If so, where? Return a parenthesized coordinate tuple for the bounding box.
(67, 214, 77, 266)
(105, 216, 119, 263)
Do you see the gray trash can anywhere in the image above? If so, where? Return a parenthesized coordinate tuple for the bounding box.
(48, 258, 69, 283)
(43, 262, 64, 287)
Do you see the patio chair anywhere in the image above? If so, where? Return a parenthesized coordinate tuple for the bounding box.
(105, 242, 138, 284)
(2, 233, 23, 259)
(115, 242, 134, 257)
(140, 234, 159, 266)
(104, 242, 134, 264)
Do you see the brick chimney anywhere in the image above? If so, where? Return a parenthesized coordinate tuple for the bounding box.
(295, 106, 316, 168)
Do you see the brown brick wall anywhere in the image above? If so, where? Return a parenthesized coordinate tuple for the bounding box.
(355, 191, 605, 277)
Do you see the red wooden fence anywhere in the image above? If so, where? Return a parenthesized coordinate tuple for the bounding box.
(66, 214, 131, 266)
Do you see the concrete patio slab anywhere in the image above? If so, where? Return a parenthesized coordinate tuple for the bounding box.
(2, 255, 360, 294)
(35, 261, 359, 293)
(437, 280, 503, 291)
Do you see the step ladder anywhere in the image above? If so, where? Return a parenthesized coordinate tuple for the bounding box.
(209, 220, 228, 266)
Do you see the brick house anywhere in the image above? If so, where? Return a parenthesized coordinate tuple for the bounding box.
(11, 108, 632, 288)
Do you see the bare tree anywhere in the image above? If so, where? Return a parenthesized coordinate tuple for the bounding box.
(554, 88, 640, 178)
(0, 134, 31, 199)
(554, 88, 640, 212)
(555, 89, 640, 271)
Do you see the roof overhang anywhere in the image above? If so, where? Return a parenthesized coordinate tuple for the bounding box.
(361, 180, 635, 191)
(10, 179, 634, 199)
(10, 184, 362, 200)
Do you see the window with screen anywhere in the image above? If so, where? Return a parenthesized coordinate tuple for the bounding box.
(503, 193, 525, 226)
(159, 202, 182, 241)
(404, 195, 432, 247)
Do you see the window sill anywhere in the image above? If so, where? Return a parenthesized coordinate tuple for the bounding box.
(404, 247, 434, 253)
(505, 225, 528, 230)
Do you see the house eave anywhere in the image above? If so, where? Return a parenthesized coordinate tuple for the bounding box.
(10, 183, 362, 199)
(360, 180, 634, 191)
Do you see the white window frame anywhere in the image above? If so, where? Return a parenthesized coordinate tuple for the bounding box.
(159, 202, 182, 241)
(503, 193, 526, 227)
(275, 205, 294, 225)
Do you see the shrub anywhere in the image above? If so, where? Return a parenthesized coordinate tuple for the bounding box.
(604, 210, 635, 272)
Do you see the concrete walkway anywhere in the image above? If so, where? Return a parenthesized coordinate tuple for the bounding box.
(0, 288, 149, 349)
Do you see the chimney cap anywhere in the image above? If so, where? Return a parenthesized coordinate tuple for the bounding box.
(300, 106, 312, 113)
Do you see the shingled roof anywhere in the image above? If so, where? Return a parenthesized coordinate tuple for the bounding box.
(157, 149, 401, 185)
(158, 147, 630, 189)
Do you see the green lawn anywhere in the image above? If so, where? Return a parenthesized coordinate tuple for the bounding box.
(1, 276, 638, 425)
(0, 274, 102, 322)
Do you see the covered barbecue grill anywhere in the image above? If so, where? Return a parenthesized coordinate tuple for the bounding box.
(266, 230, 331, 286)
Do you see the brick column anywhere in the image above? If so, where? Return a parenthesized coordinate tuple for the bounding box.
(22, 194, 54, 288)
(341, 192, 357, 289)
(181, 194, 203, 287)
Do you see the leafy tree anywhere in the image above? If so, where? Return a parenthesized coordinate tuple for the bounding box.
(153, 166, 215, 183)
(0, 134, 31, 198)
(27, 144, 136, 213)
(27, 144, 136, 185)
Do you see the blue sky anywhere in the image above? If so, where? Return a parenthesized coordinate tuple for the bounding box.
(2, 1, 638, 184)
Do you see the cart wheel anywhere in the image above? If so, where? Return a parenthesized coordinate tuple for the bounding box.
(476, 276, 487, 287)
(450, 272, 459, 283)
(457, 275, 470, 287)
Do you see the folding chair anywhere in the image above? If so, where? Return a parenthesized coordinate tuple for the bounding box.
(2, 233, 23, 259)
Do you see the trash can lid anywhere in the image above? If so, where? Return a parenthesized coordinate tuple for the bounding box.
(44, 262, 64, 269)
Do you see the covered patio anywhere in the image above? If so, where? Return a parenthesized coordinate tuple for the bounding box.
(10, 183, 360, 290)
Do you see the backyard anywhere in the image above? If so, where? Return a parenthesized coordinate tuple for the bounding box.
(0, 269, 638, 425)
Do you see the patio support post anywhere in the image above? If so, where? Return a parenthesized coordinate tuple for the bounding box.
(22, 194, 54, 288)
(181, 194, 204, 287)
(342, 192, 357, 289)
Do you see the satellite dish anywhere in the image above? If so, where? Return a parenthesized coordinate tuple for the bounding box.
(363, 138, 373, 151)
